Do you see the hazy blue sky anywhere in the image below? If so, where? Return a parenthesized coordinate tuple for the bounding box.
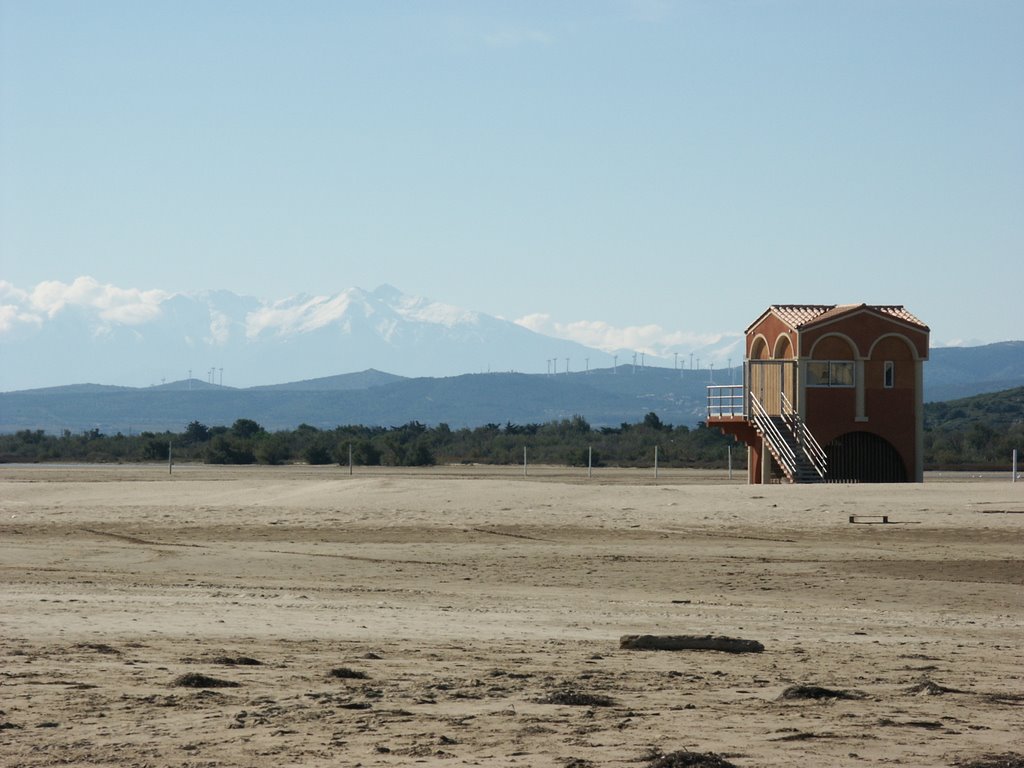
(2, 0, 1021, 350)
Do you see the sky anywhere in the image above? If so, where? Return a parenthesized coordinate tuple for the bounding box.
(1, 0, 1022, 352)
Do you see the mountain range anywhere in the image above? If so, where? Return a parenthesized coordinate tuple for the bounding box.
(0, 281, 743, 391)
(2, 342, 1022, 434)
(2, 281, 1021, 433)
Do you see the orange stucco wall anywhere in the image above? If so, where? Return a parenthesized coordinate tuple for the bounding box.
(800, 313, 928, 360)
(811, 335, 855, 360)
(747, 314, 796, 360)
(804, 388, 858, 445)
(801, 313, 926, 480)
(728, 307, 929, 482)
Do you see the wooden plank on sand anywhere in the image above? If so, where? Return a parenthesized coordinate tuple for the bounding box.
(620, 634, 764, 653)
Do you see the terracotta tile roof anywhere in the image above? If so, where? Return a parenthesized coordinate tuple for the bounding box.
(873, 306, 929, 328)
(767, 304, 928, 331)
(769, 305, 835, 328)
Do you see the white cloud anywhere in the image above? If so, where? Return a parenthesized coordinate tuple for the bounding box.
(28, 276, 168, 325)
(0, 303, 42, 334)
(0, 281, 43, 333)
(0, 280, 30, 304)
(515, 313, 740, 358)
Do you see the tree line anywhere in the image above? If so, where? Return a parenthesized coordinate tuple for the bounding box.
(2, 387, 1020, 470)
(922, 387, 1024, 470)
(0, 412, 741, 469)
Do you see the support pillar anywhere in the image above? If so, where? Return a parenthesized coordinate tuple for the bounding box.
(855, 358, 867, 422)
(914, 358, 925, 482)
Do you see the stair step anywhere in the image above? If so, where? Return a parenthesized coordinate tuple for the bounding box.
(754, 405, 827, 484)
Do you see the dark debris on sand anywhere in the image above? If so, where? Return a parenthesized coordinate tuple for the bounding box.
(645, 750, 740, 768)
(181, 654, 263, 666)
(172, 673, 240, 689)
(74, 642, 122, 655)
(905, 678, 963, 695)
(983, 691, 1024, 704)
(772, 730, 840, 741)
(954, 754, 1024, 768)
(212, 655, 262, 666)
(538, 689, 616, 707)
(878, 717, 944, 730)
(328, 666, 369, 680)
(778, 684, 862, 701)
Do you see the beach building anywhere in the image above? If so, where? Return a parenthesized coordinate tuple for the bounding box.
(707, 304, 929, 483)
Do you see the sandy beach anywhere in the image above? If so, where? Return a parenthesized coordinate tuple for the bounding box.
(1, 464, 1021, 767)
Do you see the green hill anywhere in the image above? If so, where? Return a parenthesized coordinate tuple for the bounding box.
(923, 387, 1024, 469)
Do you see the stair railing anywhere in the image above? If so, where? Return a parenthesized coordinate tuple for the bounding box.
(779, 392, 828, 479)
(749, 392, 797, 479)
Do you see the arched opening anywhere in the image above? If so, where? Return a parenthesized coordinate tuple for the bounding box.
(808, 334, 857, 387)
(867, 334, 916, 391)
(774, 334, 794, 360)
(750, 336, 770, 360)
(824, 431, 908, 483)
(810, 333, 858, 360)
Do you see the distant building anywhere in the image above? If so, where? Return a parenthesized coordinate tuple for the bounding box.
(707, 304, 930, 483)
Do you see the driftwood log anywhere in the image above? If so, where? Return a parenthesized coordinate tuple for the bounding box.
(620, 634, 764, 654)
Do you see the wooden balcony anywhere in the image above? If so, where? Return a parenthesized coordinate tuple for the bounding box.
(707, 384, 746, 421)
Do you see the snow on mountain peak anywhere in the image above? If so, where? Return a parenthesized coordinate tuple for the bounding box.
(245, 291, 356, 338)
(239, 286, 480, 338)
(394, 296, 478, 328)
(0, 277, 727, 390)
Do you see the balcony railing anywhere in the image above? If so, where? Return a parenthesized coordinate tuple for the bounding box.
(707, 385, 746, 419)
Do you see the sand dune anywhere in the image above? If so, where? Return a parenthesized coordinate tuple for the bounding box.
(1, 464, 1021, 767)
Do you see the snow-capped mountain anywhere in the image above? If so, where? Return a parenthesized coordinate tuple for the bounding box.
(1, 280, 625, 390)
